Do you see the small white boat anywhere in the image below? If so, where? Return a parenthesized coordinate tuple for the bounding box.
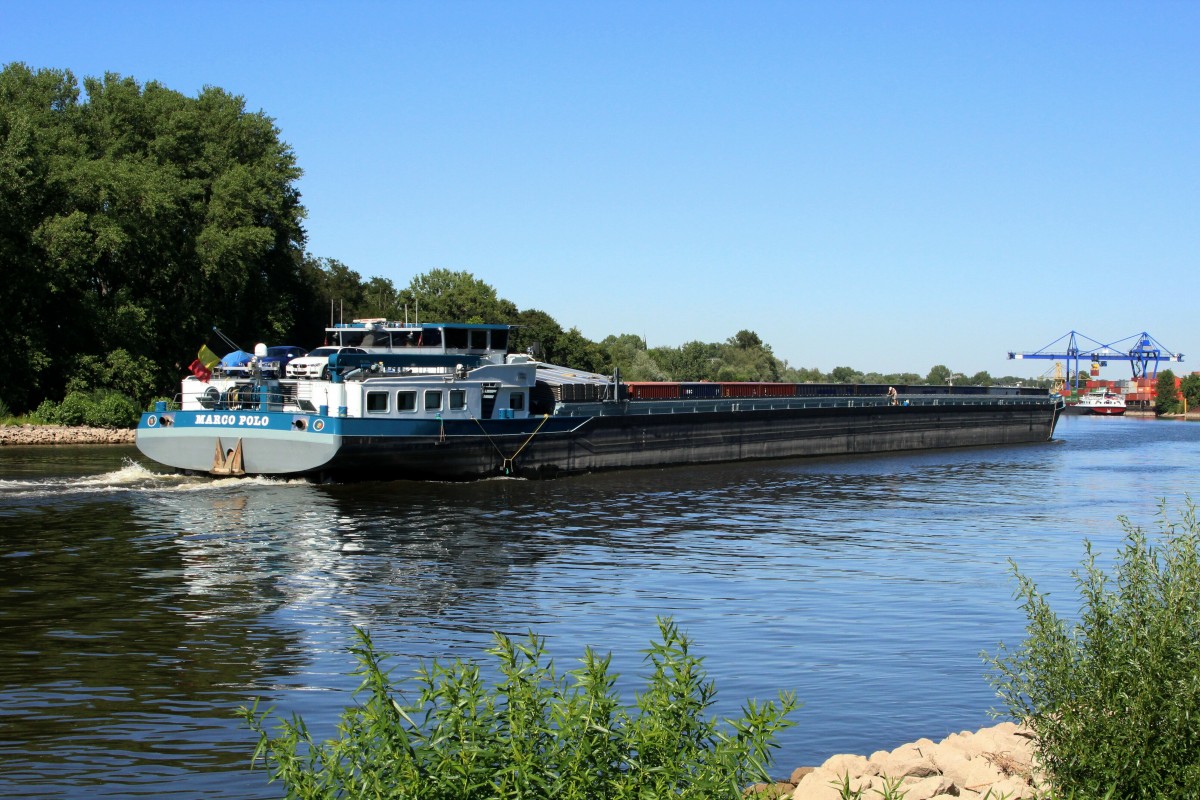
(1075, 390, 1126, 416)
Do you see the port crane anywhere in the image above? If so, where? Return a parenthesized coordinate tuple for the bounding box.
(1008, 331, 1184, 391)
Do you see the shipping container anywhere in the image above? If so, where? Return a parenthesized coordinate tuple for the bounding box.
(760, 383, 797, 397)
(720, 383, 762, 398)
(795, 384, 843, 398)
(855, 384, 891, 397)
(680, 382, 721, 399)
(626, 382, 681, 400)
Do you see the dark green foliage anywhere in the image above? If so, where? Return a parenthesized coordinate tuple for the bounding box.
(241, 618, 797, 800)
(398, 268, 520, 326)
(1155, 369, 1180, 415)
(64, 349, 158, 401)
(0, 62, 309, 412)
(925, 364, 953, 385)
(32, 389, 138, 428)
(969, 370, 994, 386)
(985, 501, 1200, 799)
(1180, 374, 1200, 413)
(829, 366, 863, 384)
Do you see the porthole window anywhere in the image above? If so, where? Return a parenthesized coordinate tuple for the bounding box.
(397, 390, 417, 412)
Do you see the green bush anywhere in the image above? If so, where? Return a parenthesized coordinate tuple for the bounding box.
(28, 390, 139, 428)
(83, 390, 139, 428)
(55, 392, 92, 426)
(240, 618, 797, 799)
(1155, 369, 1180, 415)
(65, 349, 158, 407)
(985, 500, 1200, 799)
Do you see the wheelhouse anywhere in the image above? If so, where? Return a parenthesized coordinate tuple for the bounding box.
(326, 321, 510, 365)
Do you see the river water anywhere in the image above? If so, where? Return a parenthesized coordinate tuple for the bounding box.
(1, 415, 1197, 798)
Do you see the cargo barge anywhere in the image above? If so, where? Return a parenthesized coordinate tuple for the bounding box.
(136, 321, 1065, 481)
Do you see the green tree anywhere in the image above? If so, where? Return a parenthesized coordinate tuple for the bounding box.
(0, 64, 81, 410)
(1180, 374, 1200, 412)
(510, 308, 565, 360)
(295, 256, 408, 340)
(782, 365, 827, 383)
(728, 329, 764, 350)
(555, 327, 606, 374)
(361, 276, 401, 320)
(670, 340, 721, 382)
(711, 330, 779, 382)
(398, 268, 518, 324)
(0, 63, 309, 410)
(925, 364, 953, 385)
(830, 366, 862, 383)
(1155, 369, 1179, 415)
(599, 333, 684, 381)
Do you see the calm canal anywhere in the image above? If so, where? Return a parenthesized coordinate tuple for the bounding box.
(1, 415, 1197, 798)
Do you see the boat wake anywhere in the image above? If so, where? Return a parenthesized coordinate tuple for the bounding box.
(0, 459, 304, 500)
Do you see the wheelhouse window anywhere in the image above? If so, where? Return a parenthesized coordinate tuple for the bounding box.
(449, 389, 467, 411)
(424, 390, 442, 411)
(366, 391, 389, 413)
(509, 392, 525, 411)
(396, 390, 417, 412)
(444, 327, 468, 349)
(469, 329, 488, 350)
(490, 329, 508, 351)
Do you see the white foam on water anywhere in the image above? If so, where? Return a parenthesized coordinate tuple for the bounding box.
(0, 458, 307, 499)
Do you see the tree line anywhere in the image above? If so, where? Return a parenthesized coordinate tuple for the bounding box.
(0, 63, 1044, 417)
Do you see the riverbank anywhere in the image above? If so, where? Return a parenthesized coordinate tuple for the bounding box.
(0, 424, 135, 446)
(758, 721, 1045, 799)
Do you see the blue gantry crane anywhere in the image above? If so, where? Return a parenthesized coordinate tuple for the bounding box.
(1008, 331, 1184, 391)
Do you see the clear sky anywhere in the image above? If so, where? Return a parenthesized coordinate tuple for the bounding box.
(6, 2, 1197, 379)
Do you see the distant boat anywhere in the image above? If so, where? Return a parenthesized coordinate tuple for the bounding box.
(1074, 389, 1127, 416)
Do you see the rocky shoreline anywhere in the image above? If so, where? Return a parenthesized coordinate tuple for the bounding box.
(758, 721, 1044, 800)
(0, 424, 136, 446)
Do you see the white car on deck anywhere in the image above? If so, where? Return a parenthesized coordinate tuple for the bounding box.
(285, 347, 366, 379)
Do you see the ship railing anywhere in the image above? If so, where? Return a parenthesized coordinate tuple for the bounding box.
(172, 382, 302, 412)
(553, 393, 1055, 417)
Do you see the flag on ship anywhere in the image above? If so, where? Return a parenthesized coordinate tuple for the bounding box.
(188, 344, 221, 382)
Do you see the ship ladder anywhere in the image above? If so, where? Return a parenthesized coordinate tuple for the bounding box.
(212, 438, 245, 476)
(471, 414, 551, 475)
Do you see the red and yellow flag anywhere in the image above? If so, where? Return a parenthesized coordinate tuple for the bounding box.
(198, 344, 220, 369)
(188, 344, 221, 382)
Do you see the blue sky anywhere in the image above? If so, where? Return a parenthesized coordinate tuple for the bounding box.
(7, 2, 1197, 378)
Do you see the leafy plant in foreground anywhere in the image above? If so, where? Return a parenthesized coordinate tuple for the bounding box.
(984, 500, 1200, 799)
(240, 617, 797, 799)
